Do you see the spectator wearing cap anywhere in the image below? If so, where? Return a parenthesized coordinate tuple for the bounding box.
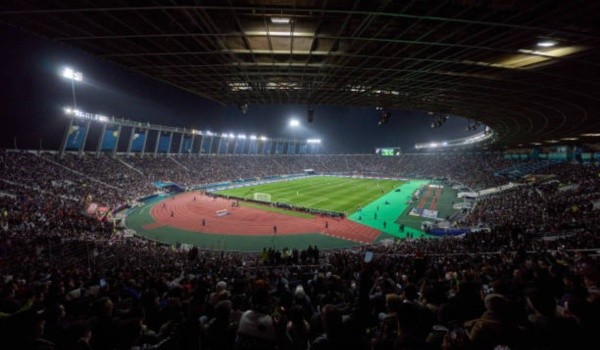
(236, 281, 276, 350)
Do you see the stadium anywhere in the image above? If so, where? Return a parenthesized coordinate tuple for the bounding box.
(0, 2, 599, 350)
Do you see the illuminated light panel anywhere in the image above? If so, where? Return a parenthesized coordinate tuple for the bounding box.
(306, 139, 321, 144)
(490, 45, 585, 69)
(244, 30, 313, 37)
(537, 40, 557, 47)
(560, 137, 578, 141)
(228, 82, 252, 91)
(270, 17, 290, 24)
(581, 133, 600, 137)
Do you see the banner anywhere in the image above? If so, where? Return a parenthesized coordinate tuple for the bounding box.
(65, 122, 87, 150)
(131, 130, 145, 152)
(181, 135, 193, 153)
(86, 202, 111, 221)
(158, 132, 171, 153)
(287, 142, 296, 154)
(409, 207, 438, 219)
(101, 126, 119, 151)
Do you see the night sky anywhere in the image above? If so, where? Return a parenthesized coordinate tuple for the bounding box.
(0, 23, 473, 154)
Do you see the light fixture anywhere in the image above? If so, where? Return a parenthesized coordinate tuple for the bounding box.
(62, 67, 83, 81)
(537, 39, 557, 48)
(431, 115, 449, 129)
(239, 102, 249, 114)
(270, 17, 291, 24)
(378, 109, 391, 125)
(289, 119, 300, 127)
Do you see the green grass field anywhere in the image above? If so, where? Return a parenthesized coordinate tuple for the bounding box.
(214, 176, 404, 214)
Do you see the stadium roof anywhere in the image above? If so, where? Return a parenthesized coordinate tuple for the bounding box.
(1, 1, 600, 146)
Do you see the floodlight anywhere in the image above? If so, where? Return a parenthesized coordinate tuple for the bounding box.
(443, 142, 448, 146)
(537, 40, 557, 48)
(96, 115, 108, 122)
(238, 134, 246, 139)
(229, 133, 235, 138)
(64, 107, 73, 115)
(250, 135, 257, 140)
(260, 136, 268, 141)
(289, 119, 300, 127)
(307, 139, 321, 144)
(62, 67, 83, 81)
(271, 17, 291, 24)
(430, 143, 438, 148)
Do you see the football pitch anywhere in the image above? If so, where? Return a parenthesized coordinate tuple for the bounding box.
(214, 176, 404, 214)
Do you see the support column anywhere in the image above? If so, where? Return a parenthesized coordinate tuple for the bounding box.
(111, 125, 122, 158)
(127, 127, 136, 158)
(140, 129, 149, 158)
(207, 136, 214, 154)
(196, 135, 203, 155)
(190, 134, 196, 157)
(178, 133, 184, 156)
(217, 136, 223, 155)
(153, 130, 161, 157)
(96, 123, 107, 158)
(59, 117, 74, 158)
(167, 132, 173, 155)
(78, 120, 91, 158)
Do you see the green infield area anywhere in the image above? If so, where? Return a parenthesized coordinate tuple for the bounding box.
(214, 176, 404, 214)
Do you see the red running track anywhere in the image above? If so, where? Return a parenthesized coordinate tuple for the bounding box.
(144, 192, 381, 244)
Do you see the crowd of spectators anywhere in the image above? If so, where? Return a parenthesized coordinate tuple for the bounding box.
(0, 149, 599, 349)
(463, 162, 600, 235)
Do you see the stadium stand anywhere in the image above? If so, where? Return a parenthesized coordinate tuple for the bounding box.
(0, 150, 599, 349)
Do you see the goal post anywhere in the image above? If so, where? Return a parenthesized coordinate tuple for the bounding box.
(253, 192, 272, 202)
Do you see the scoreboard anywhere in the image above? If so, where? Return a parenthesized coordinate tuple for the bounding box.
(375, 147, 401, 156)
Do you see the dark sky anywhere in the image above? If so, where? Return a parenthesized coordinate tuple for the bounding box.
(0, 23, 473, 154)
